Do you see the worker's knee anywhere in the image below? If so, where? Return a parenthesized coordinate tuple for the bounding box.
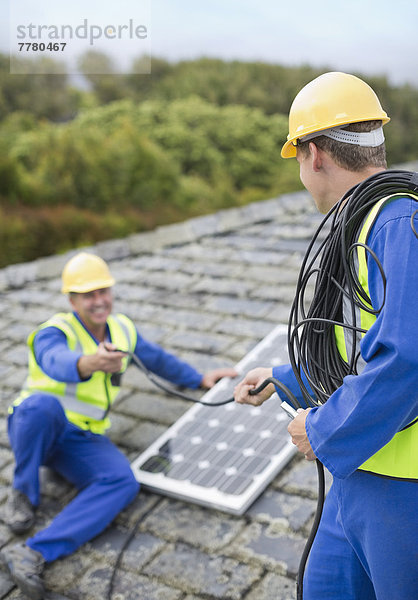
(103, 464, 139, 502)
(103, 461, 139, 498)
(124, 472, 140, 502)
(117, 468, 140, 502)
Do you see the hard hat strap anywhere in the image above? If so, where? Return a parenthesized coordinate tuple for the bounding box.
(299, 126, 385, 147)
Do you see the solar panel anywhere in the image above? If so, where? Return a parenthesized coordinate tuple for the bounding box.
(130, 325, 297, 514)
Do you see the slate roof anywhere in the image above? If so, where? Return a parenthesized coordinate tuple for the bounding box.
(0, 189, 336, 600)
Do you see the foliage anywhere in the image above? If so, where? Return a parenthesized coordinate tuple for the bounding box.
(74, 96, 292, 196)
(76, 57, 418, 165)
(3, 54, 418, 165)
(0, 204, 190, 268)
(1, 94, 303, 265)
(0, 55, 82, 121)
(366, 76, 418, 164)
(0, 52, 417, 266)
(10, 119, 181, 210)
(7, 96, 298, 213)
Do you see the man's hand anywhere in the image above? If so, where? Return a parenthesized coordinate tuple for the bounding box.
(287, 408, 316, 461)
(234, 367, 274, 406)
(200, 368, 238, 389)
(77, 342, 127, 380)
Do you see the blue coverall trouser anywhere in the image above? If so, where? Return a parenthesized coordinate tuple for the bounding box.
(304, 469, 418, 600)
(8, 394, 139, 562)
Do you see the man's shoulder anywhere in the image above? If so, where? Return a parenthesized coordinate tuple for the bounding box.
(111, 313, 136, 329)
(44, 312, 73, 325)
(379, 193, 417, 220)
(370, 194, 417, 235)
(34, 313, 76, 340)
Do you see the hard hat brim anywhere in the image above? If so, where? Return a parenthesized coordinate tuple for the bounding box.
(62, 277, 115, 294)
(281, 115, 390, 159)
(281, 141, 297, 159)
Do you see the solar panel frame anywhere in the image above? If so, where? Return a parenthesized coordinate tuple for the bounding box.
(130, 325, 297, 514)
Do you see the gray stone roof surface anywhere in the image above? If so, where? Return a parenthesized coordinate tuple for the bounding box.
(0, 190, 333, 600)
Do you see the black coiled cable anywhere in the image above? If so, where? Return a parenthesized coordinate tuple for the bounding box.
(288, 169, 418, 407)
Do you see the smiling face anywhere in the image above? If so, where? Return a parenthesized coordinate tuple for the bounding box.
(69, 287, 113, 338)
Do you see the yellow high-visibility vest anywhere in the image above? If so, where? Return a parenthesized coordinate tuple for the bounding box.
(334, 194, 417, 480)
(12, 312, 137, 434)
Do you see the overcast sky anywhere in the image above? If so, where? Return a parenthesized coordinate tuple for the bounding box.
(2, 0, 418, 86)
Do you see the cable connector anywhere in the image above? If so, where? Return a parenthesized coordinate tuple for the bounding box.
(280, 401, 299, 419)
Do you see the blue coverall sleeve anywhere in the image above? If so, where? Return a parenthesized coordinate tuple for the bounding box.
(134, 335, 203, 389)
(305, 198, 418, 478)
(272, 363, 312, 409)
(33, 327, 83, 382)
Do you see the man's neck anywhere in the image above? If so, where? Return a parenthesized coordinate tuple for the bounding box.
(92, 327, 107, 343)
(73, 312, 107, 343)
(326, 166, 386, 212)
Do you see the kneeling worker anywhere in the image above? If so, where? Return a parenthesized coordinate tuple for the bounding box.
(1, 252, 237, 599)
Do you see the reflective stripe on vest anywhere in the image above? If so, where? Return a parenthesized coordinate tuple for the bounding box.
(334, 194, 418, 480)
(13, 312, 137, 434)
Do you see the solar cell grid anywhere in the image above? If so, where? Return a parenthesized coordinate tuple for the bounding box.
(131, 325, 297, 514)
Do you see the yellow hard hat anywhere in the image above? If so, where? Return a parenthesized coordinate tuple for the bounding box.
(281, 72, 390, 158)
(61, 252, 115, 294)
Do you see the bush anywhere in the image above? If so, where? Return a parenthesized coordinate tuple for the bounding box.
(75, 96, 292, 192)
(0, 205, 157, 268)
(10, 119, 181, 210)
(4, 96, 299, 216)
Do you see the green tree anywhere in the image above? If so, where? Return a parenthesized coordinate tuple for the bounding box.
(74, 95, 293, 196)
(0, 55, 82, 121)
(77, 51, 130, 104)
(11, 118, 180, 210)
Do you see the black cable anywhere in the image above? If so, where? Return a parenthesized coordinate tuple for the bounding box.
(250, 378, 325, 600)
(412, 209, 418, 239)
(248, 376, 302, 407)
(121, 350, 236, 406)
(288, 170, 418, 406)
(107, 501, 157, 600)
(297, 459, 325, 600)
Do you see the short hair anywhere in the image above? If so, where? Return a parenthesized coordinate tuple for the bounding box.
(297, 120, 387, 171)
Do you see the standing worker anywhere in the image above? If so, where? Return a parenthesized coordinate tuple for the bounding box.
(1, 252, 237, 599)
(234, 72, 418, 599)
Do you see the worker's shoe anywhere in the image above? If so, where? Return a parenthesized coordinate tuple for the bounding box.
(4, 489, 35, 534)
(1, 542, 45, 600)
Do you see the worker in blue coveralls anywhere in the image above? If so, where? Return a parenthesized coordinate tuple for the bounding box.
(235, 72, 418, 600)
(1, 252, 237, 599)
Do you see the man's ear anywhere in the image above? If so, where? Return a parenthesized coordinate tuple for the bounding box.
(309, 142, 323, 172)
